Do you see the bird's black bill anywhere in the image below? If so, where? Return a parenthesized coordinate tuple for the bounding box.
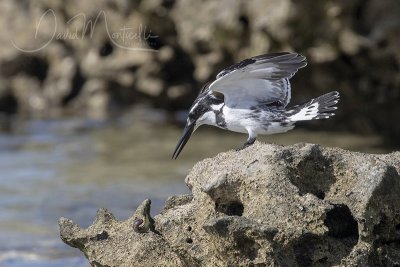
(172, 124, 194, 159)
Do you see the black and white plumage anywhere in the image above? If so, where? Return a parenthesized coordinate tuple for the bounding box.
(172, 52, 339, 159)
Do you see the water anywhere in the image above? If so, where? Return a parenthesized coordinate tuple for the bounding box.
(0, 109, 390, 266)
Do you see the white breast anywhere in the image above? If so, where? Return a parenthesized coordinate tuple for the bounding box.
(222, 106, 295, 136)
(223, 106, 258, 133)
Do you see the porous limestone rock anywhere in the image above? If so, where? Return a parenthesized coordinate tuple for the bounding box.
(60, 199, 184, 267)
(60, 142, 400, 266)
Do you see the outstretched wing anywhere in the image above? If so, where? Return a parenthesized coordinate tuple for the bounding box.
(208, 52, 307, 108)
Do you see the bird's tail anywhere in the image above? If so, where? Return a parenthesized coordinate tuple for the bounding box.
(286, 91, 339, 122)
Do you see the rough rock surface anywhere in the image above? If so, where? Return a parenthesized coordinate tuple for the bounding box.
(60, 199, 184, 267)
(60, 142, 400, 266)
(1, 0, 400, 144)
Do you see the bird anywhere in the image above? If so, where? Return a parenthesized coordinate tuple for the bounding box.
(172, 52, 339, 159)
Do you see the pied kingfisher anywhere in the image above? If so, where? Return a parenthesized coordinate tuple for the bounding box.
(172, 52, 339, 159)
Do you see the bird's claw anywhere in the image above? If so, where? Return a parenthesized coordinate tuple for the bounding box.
(236, 138, 256, 151)
(236, 145, 247, 151)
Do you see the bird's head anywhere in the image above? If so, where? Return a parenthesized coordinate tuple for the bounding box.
(172, 91, 224, 159)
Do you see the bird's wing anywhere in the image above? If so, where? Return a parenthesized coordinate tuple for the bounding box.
(208, 52, 307, 108)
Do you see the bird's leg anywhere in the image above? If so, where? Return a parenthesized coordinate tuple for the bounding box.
(236, 136, 256, 151)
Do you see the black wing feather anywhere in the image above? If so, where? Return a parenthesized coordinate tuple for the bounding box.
(216, 52, 306, 80)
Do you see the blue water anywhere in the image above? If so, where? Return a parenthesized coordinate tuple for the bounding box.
(0, 118, 192, 266)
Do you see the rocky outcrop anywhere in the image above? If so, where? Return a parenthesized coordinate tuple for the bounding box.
(60, 142, 400, 266)
(60, 200, 184, 267)
(1, 0, 400, 144)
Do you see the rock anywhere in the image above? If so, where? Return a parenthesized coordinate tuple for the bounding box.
(60, 142, 400, 266)
(59, 200, 184, 267)
(1, 1, 400, 144)
(163, 194, 193, 211)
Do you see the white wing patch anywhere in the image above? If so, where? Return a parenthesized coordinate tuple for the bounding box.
(211, 103, 224, 110)
(288, 103, 319, 121)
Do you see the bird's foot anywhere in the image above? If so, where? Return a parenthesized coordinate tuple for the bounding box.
(236, 137, 256, 151)
(235, 145, 248, 151)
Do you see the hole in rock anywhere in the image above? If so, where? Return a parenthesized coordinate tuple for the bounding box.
(94, 231, 108, 241)
(1, 55, 48, 82)
(234, 235, 259, 260)
(288, 146, 336, 199)
(215, 201, 244, 216)
(22, 56, 49, 82)
(186, 238, 193, 244)
(99, 41, 113, 57)
(324, 204, 358, 239)
(0, 94, 18, 115)
(61, 67, 85, 106)
(238, 15, 249, 29)
(316, 192, 325, 200)
(195, 40, 211, 54)
(187, 226, 192, 232)
(318, 257, 328, 263)
(146, 31, 163, 50)
(162, 0, 175, 9)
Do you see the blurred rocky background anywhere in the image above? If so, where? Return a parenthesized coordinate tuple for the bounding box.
(0, 0, 399, 147)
